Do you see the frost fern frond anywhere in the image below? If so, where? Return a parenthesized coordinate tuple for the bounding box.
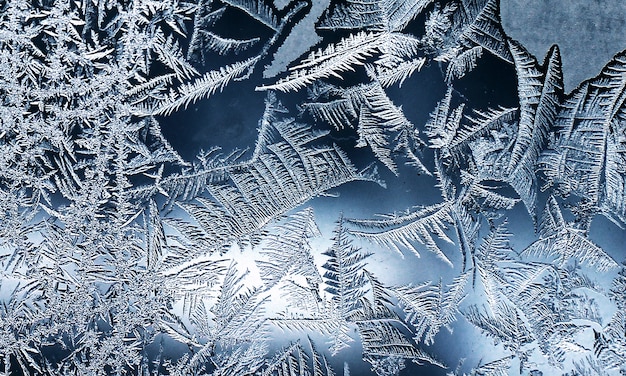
(347, 202, 455, 266)
(256, 32, 386, 92)
(153, 56, 259, 116)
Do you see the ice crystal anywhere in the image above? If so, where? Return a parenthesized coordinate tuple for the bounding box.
(1, 0, 625, 375)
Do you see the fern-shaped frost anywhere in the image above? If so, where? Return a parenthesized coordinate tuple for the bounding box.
(347, 202, 455, 266)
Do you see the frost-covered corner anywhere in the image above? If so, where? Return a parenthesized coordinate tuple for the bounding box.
(0, 0, 625, 375)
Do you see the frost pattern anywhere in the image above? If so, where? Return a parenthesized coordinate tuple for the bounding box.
(1, 0, 625, 375)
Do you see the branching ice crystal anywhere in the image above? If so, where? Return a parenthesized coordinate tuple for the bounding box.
(1, 0, 625, 375)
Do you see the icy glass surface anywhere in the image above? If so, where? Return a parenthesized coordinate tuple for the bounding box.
(0, 0, 625, 375)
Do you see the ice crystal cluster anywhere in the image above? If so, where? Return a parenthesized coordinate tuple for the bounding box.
(0, 0, 625, 375)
